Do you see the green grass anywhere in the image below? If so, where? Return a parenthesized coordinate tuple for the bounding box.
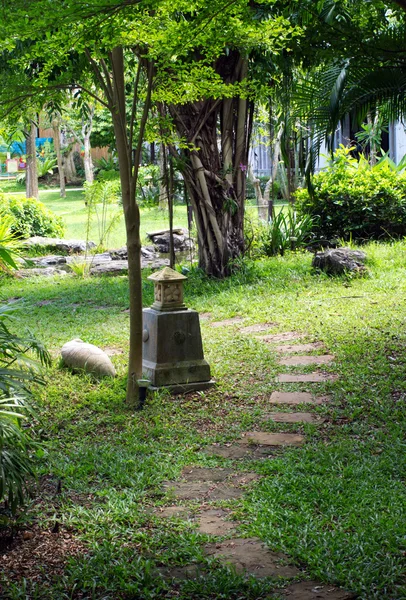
(0, 242, 405, 599)
(39, 190, 193, 248)
(37, 192, 273, 249)
(3, 183, 283, 249)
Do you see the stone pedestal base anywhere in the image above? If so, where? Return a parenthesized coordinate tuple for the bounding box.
(142, 308, 212, 389)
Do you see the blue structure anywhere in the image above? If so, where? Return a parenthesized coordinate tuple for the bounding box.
(9, 137, 53, 155)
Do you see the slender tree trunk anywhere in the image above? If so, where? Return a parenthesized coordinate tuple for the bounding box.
(26, 121, 38, 199)
(248, 164, 267, 221)
(52, 116, 66, 198)
(82, 107, 94, 184)
(267, 133, 281, 218)
(158, 143, 169, 209)
(109, 48, 143, 406)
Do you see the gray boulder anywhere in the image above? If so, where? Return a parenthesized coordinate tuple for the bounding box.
(26, 237, 96, 253)
(312, 248, 367, 274)
(66, 253, 112, 266)
(109, 246, 158, 260)
(30, 255, 68, 267)
(18, 267, 68, 278)
(61, 339, 116, 377)
(90, 261, 129, 276)
(146, 229, 193, 253)
(89, 257, 169, 275)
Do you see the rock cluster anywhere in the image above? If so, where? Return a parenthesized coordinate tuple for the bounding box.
(18, 241, 169, 277)
(146, 228, 193, 253)
(26, 237, 96, 253)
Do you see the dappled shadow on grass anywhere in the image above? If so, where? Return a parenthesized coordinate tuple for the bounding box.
(1, 243, 406, 598)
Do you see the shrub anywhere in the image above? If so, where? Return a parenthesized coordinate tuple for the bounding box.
(0, 194, 64, 239)
(295, 145, 406, 241)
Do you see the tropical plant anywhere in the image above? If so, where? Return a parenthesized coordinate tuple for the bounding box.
(68, 258, 91, 278)
(0, 396, 37, 514)
(293, 3, 406, 179)
(260, 207, 316, 256)
(83, 179, 122, 248)
(0, 303, 50, 512)
(0, 214, 23, 271)
(16, 156, 57, 184)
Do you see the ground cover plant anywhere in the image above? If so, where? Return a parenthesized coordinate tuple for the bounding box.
(0, 240, 405, 599)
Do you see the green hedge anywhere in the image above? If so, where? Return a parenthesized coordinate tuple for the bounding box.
(0, 193, 64, 239)
(295, 147, 406, 240)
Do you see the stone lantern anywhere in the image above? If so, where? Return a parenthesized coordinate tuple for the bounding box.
(142, 267, 213, 392)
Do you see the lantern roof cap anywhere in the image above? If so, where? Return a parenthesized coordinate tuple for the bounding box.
(147, 267, 187, 282)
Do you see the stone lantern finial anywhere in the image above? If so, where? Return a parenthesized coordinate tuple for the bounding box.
(148, 267, 187, 312)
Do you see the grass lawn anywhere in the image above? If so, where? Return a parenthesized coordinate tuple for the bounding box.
(0, 241, 405, 599)
(2, 184, 284, 249)
(37, 190, 191, 249)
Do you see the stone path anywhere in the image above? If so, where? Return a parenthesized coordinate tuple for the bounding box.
(265, 412, 324, 424)
(278, 355, 334, 366)
(269, 391, 327, 405)
(278, 373, 337, 383)
(238, 431, 305, 446)
(155, 324, 354, 598)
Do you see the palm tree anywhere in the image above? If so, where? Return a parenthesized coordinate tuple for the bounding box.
(293, 1, 406, 177)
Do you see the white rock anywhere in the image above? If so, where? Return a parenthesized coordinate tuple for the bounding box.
(61, 339, 117, 377)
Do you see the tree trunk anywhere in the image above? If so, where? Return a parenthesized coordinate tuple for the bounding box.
(82, 106, 94, 183)
(25, 121, 38, 199)
(247, 164, 267, 221)
(267, 134, 281, 219)
(64, 146, 77, 182)
(158, 143, 169, 209)
(109, 48, 143, 406)
(168, 54, 252, 278)
(52, 116, 66, 198)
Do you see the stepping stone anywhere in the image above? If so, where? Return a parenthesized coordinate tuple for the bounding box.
(281, 580, 355, 599)
(276, 343, 324, 353)
(180, 467, 258, 485)
(269, 392, 325, 405)
(278, 355, 334, 366)
(181, 467, 235, 482)
(154, 506, 238, 535)
(240, 323, 277, 334)
(259, 332, 300, 342)
(204, 538, 301, 578)
(265, 412, 323, 424)
(210, 317, 244, 328)
(197, 509, 237, 535)
(154, 506, 190, 518)
(158, 565, 206, 581)
(239, 432, 305, 447)
(278, 373, 337, 383)
(163, 481, 244, 500)
(203, 444, 275, 459)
